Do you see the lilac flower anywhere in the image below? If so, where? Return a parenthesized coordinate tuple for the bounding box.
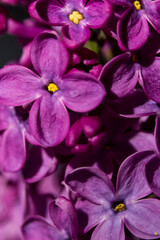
(0, 30, 106, 147)
(112, 0, 160, 50)
(29, 0, 112, 48)
(22, 196, 78, 240)
(99, 32, 160, 102)
(65, 151, 160, 239)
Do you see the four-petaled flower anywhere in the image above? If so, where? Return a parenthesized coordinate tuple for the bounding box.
(0, 30, 106, 147)
(66, 151, 160, 240)
(29, 0, 112, 48)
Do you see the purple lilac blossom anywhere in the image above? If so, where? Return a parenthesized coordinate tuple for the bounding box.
(65, 151, 160, 240)
(0, 0, 160, 238)
(99, 32, 160, 102)
(22, 196, 78, 240)
(0, 30, 106, 147)
(29, 0, 112, 48)
(111, 0, 160, 50)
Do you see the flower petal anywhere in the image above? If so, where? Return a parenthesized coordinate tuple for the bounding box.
(145, 0, 160, 33)
(117, 151, 154, 201)
(65, 167, 115, 205)
(22, 216, 62, 240)
(0, 104, 12, 130)
(145, 154, 160, 197)
(84, 0, 112, 29)
(75, 198, 108, 234)
(62, 24, 91, 49)
(60, 70, 106, 112)
(99, 52, 138, 97)
(141, 58, 160, 102)
(31, 30, 69, 82)
(29, 0, 67, 25)
(91, 213, 125, 240)
(0, 65, 43, 106)
(118, 8, 149, 51)
(0, 124, 26, 172)
(49, 197, 78, 240)
(29, 94, 70, 147)
(125, 199, 160, 239)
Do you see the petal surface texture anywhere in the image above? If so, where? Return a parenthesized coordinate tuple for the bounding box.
(125, 199, 160, 239)
(60, 70, 106, 112)
(118, 8, 149, 51)
(99, 53, 138, 97)
(29, 94, 70, 147)
(0, 65, 44, 106)
(22, 217, 62, 240)
(31, 30, 69, 82)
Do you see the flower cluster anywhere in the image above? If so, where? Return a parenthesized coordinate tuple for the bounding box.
(0, 0, 160, 239)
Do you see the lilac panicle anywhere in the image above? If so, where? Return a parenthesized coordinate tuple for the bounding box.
(1, 0, 160, 239)
(65, 151, 160, 239)
(22, 196, 78, 240)
(29, 0, 112, 48)
(0, 30, 106, 147)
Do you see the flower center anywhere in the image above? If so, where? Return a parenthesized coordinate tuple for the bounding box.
(133, 0, 141, 10)
(47, 83, 58, 93)
(114, 203, 126, 212)
(69, 11, 83, 24)
(132, 54, 139, 62)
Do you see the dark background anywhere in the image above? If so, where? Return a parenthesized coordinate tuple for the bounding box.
(0, 3, 29, 67)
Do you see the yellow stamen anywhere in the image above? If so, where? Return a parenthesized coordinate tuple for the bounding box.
(69, 11, 83, 24)
(133, 0, 141, 10)
(47, 83, 58, 93)
(114, 203, 126, 212)
(154, 232, 158, 235)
